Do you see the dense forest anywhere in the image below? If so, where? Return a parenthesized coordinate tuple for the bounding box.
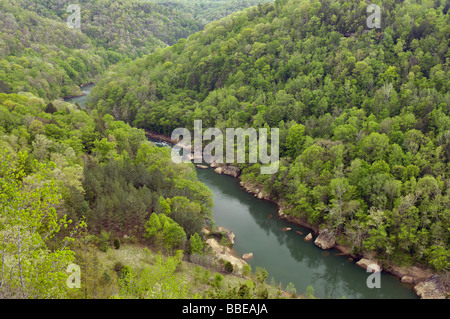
(0, 0, 299, 299)
(0, 89, 288, 299)
(89, 0, 450, 271)
(155, 0, 273, 24)
(0, 0, 269, 100)
(0, 91, 213, 296)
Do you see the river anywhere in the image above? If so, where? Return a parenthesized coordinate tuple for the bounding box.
(151, 140, 418, 299)
(66, 90, 418, 299)
(65, 83, 96, 108)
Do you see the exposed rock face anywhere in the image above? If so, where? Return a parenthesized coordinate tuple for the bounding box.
(240, 181, 271, 201)
(414, 275, 446, 299)
(356, 258, 382, 272)
(314, 229, 336, 250)
(217, 226, 235, 245)
(206, 238, 247, 271)
(401, 276, 415, 284)
(210, 161, 220, 168)
(304, 233, 313, 241)
(214, 165, 240, 178)
(242, 252, 254, 260)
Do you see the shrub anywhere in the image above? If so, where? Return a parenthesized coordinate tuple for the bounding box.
(98, 230, 111, 252)
(113, 238, 120, 250)
(224, 261, 234, 273)
(213, 273, 224, 289)
(113, 261, 125, 275)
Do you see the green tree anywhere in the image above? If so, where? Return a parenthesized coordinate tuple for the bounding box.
(189, 232, 204, 255)
(0, 149, 75, 298)
(285, 123, 306, 160)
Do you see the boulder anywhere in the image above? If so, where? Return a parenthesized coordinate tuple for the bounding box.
(196, 164, 209, 169)
(282, 227, 291, 232)
(314, 229, 336, 250)
(304, 233, 313, 242)
(356, 258, 382, 272)
(401, 276, 415, 284)
(210, 161, 220, 168)
(214, 165, 241, 178)
(414, 275, 446, 299)
(242, 252, 253, 260)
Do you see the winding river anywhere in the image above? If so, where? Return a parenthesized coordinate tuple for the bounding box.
(67, 90, 418, 299)
(151, 140, 418, 299)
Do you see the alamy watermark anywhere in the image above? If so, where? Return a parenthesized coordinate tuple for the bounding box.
(366, 263, 381, 289)
(171, 120, 279, 174)
(67, 4, 81, 29)
(66, 263, 81, 288)
(366, 4, 381, 29)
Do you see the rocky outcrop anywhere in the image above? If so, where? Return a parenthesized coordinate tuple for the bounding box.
(242, 252, 254, 260)
(304, 233, 313, 242)
(210, 161, 220, 168)
(401, 276, 415, 284)
(214, 165, 241, 178)
(314, 229, 336, 250)
(217, 226, 235, 245)
(356, 258, 382, 272)
(413, 275, 446, 299)
(206, 238, 247, 271)
(240, 181, 271, 201)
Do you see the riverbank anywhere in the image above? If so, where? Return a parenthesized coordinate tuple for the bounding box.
(146, 132, 447, 299)
(146, 130, 180, 144)
(63, 83, 96, 100)
(237, 173, 447, 299)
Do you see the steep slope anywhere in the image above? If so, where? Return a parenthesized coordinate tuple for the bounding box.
(1, 0, 276, 100)
(89, 0, 450, 270)
(16, 0, 204, 57)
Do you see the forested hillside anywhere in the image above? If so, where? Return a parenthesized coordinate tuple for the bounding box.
(0, 90, 286, 299)
(89, 0, 450, 270)
(1, 0, 267, 100)
(16, 0, 203, 56)
(155, 0, 273, 24)
(0, 91, 219, 297)
(1, 0, 295, 299)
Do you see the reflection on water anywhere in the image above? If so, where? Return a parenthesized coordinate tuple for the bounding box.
(194, 166, 417, 299)
(64, 84, 96, 108)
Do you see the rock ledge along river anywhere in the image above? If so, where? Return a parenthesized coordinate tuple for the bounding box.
(150, 139, 418, 299)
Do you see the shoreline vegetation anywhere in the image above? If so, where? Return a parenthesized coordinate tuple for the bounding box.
(146, 131, 448, 299)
